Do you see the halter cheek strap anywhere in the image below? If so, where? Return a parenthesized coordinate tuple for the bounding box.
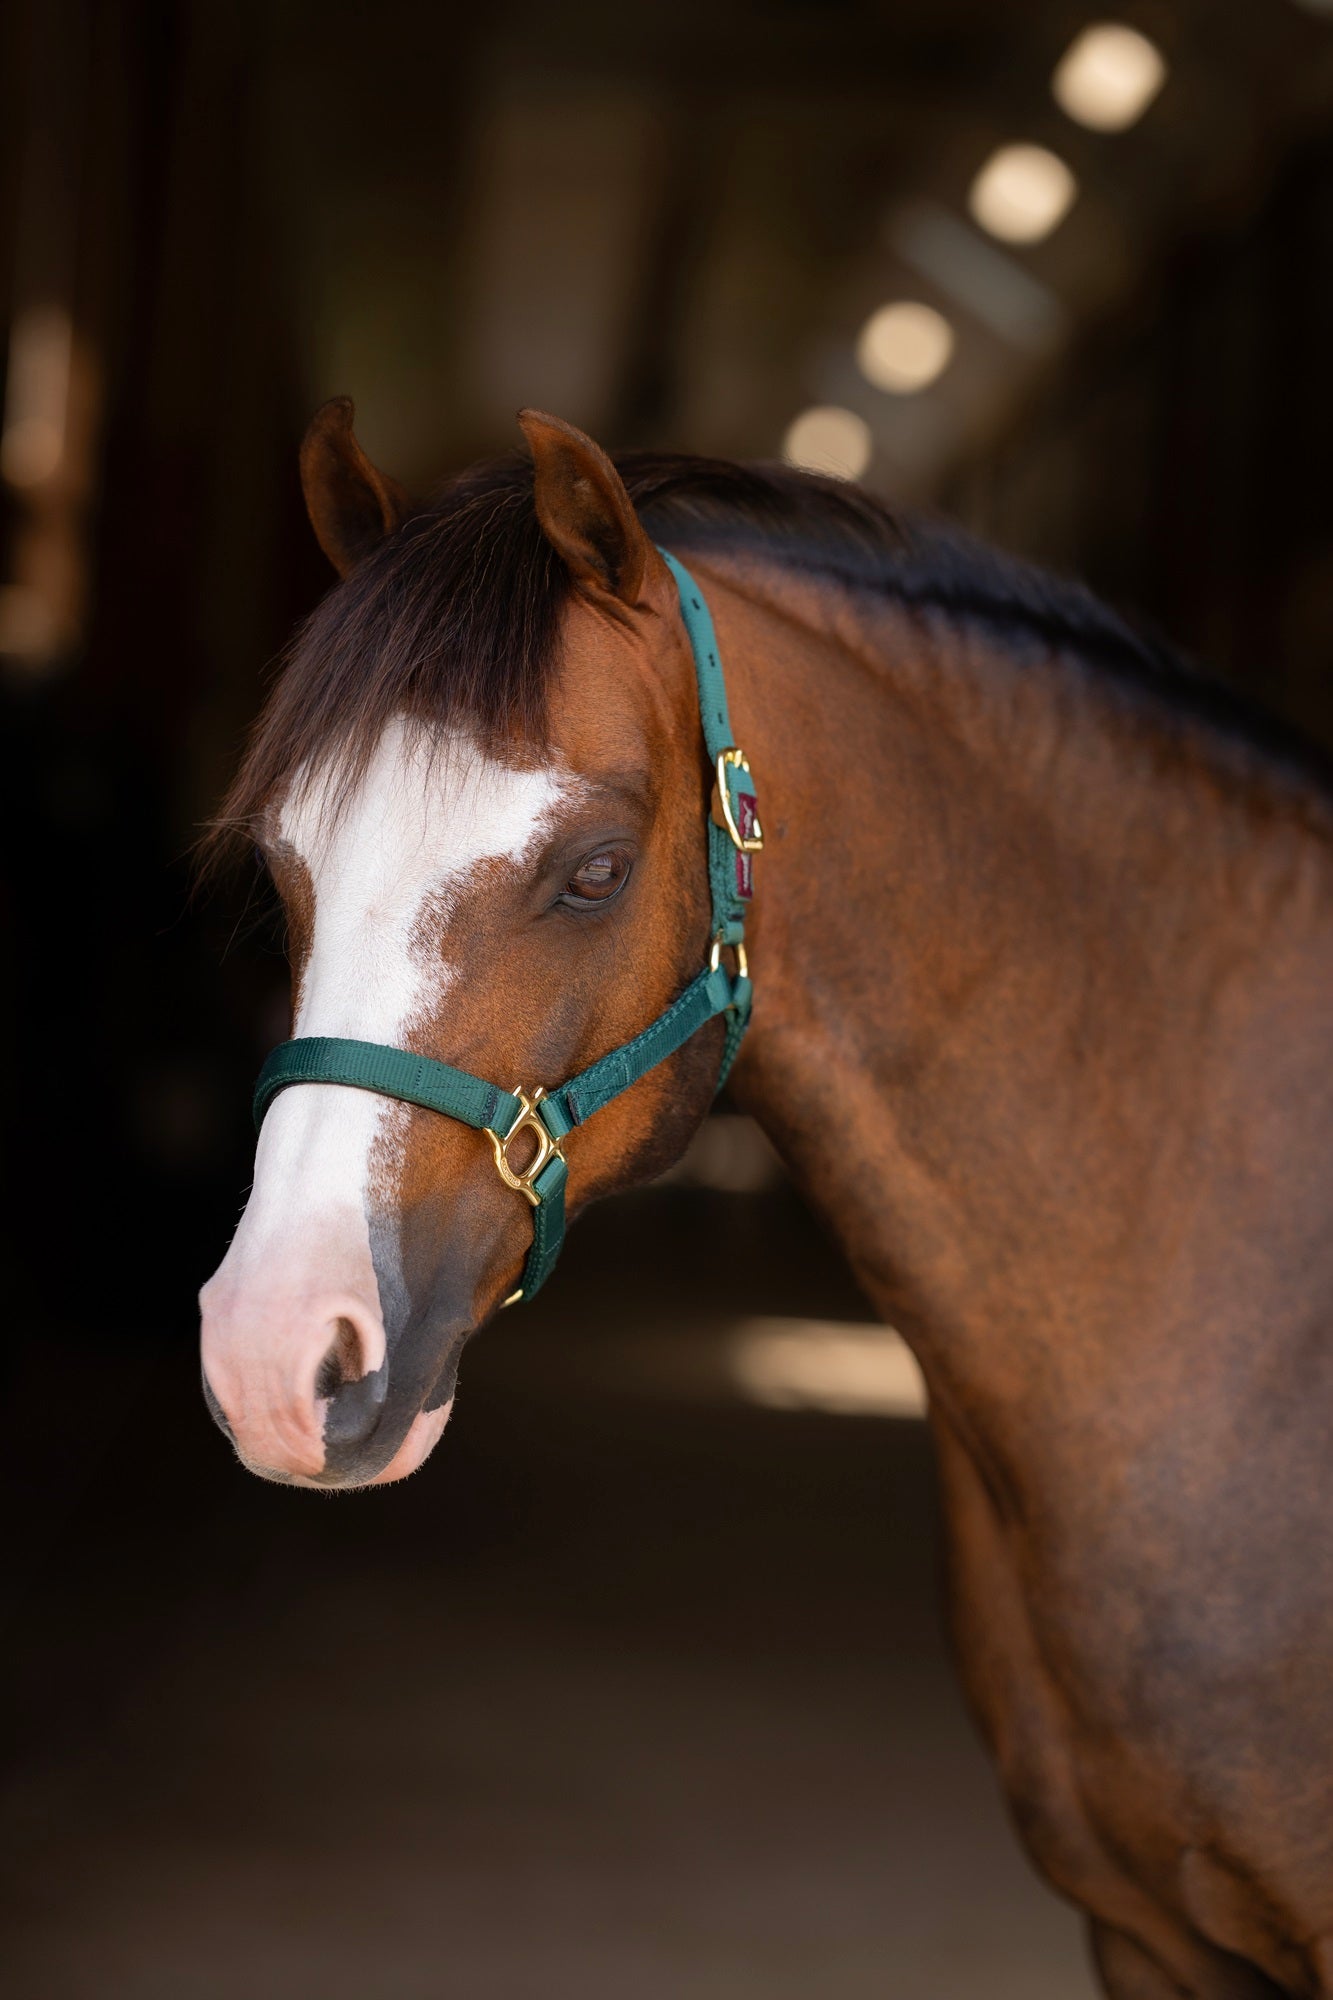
(252, 551, 760, 1304)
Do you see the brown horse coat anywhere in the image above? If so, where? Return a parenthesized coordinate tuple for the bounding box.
(201, 406, 1333, 1997)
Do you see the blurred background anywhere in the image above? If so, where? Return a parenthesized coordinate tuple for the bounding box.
(3, 3, 1333, 1994)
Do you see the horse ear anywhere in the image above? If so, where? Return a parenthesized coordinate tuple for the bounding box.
(299, 397, 410, 578)
(518, 409, 652, 608)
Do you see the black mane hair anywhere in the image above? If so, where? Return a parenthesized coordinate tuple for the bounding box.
(205, 447, 1330, 866)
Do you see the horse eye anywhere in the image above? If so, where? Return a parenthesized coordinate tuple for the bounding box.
(563, 849, 630, 904)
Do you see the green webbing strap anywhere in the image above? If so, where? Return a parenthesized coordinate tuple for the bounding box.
(251, 552, 757, 1306)
(547, 960, 733, 1128)
(657, 548, 752, 948)
(657, 548, 734, 759)
(716, 970, 753, 1091)
(254, 1036, 522, 1136)
(522, 1153, 568, 1298)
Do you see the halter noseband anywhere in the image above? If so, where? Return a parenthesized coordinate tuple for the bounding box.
(252, 552, 760, 1305)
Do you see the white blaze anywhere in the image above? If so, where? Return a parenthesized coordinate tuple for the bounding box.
(253, 717, 568, 1243)
(203, 717, 570, 1398)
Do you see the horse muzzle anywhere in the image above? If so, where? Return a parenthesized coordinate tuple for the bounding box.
(199, 1278, 451, 1487)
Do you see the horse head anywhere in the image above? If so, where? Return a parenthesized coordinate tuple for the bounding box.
(199, 403, 734, 1487)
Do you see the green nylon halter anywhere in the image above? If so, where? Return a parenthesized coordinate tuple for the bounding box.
(253, 551, 761, 1303)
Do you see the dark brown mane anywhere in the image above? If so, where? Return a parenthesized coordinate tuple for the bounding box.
(203, 446, 1332, 872)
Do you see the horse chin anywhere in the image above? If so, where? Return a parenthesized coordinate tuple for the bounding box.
(361, 1400, 453, 1485)
(235, 1399, 454, 1491)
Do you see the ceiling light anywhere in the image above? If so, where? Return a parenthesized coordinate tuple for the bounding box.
(969, 144, 1078, 245)
(855, 301, 955, 395)
(782, 405, 872, 480)
(1053, 23, 1166, 131)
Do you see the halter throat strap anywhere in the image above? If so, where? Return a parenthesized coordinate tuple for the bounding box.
(252, 552, 759, 1303)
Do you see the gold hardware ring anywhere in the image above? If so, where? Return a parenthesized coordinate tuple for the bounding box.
(709, 935, 749, 981)
(488, 1086, 566, 1208)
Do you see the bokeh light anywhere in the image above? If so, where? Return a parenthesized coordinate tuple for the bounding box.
(782, 404, 873, 479)
(855, 301, 955, 394)
(0, 305, 72, 488)
(1053, 23, 1167, 132)
(968, 143, 1078, 244)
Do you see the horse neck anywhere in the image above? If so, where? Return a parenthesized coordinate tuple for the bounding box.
(694, 552, 1333, 1443)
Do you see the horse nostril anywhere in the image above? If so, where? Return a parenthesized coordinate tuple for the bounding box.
(316, 1311, 389, 1456)
(315, 1315, 367, 1401)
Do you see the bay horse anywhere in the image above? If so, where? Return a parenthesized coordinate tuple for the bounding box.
(199, 398, 1333, 1997)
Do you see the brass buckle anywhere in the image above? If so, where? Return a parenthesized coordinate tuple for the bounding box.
(714, 748, 764, 853)
(488, 1086, 565, 1209)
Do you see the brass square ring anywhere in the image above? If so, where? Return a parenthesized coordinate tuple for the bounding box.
(489, 1087, 565, 1207)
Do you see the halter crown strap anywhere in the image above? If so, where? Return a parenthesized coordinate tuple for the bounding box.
(253, 552, 758, 1303)
(658, 549, 760, 950)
